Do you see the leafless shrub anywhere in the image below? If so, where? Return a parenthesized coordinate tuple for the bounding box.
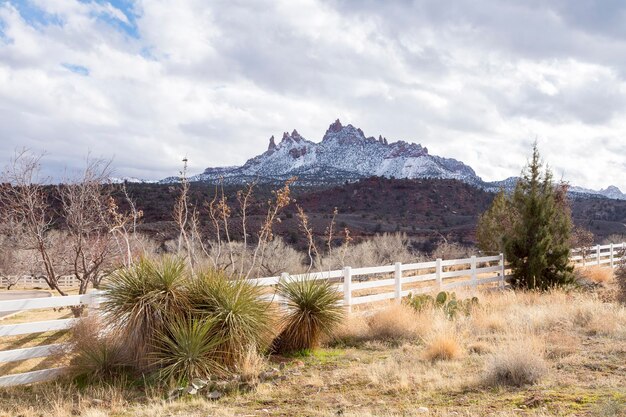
(431, 241, 471, 260)
(207, 237, 306, 277)
(319, 233, 418, 270)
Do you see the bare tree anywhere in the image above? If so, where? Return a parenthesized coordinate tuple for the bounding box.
(59, 157, 118, 292)
(108, 185, 144, 267)
(0, 151, 130, 301)
(0, 150, 67, 294)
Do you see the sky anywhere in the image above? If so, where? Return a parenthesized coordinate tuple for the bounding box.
(0, 0, 625, 190)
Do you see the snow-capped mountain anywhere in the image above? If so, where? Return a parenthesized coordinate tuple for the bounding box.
(162, 119, 625, 201)
(109, 176, 158, 184)
(484, 178, 626, 200)
(188, 119, 482, 186)
(570, 185, 626, 200)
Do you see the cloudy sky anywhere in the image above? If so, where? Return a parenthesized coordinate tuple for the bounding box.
(0, 0, 625, 190)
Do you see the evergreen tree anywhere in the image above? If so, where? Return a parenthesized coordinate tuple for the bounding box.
(476, 189, 515, 254)
(505, 144, 574, 290)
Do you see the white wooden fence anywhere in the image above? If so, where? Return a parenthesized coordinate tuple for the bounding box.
(0, 292, 103, 387)
(0, 243, 623, 388)
(0, 275, 83, 289)
(570, 243, 626, 269)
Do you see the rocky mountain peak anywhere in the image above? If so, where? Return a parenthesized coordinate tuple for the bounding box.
(291, 129, 303, 141)
(326, 119, 343, 134)
(268, 135, 277, 151)
(192, 119, 484, 188)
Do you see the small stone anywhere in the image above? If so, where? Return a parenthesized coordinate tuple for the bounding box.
(417, 406, 429, 414)
(207, 390, 222, 400)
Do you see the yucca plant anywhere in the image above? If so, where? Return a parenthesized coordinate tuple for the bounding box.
(273, 277, 344, 353)
(102, 256, 191, 368)
(153, 316, 224, 385)
(189, 269, 274, 367)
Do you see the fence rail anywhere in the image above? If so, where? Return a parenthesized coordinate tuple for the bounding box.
(0, 242, 623, 387)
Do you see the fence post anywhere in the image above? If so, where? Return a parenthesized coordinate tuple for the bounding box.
(343, 266, 352, 313)
(89, 290, 102, 311)
(394, 262, 402, 303)
(610, 244, 614, 269)
(499, 253, 505, 288)
(470, 256, 477, 291)
(435, 258, 442, 290)
(596, 245, 601, 266)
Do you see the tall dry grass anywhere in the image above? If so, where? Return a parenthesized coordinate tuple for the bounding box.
(578, 266, 613, 284)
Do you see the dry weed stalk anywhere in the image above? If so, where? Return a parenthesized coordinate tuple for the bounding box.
(297, 204, 320, 272)
(173, 157, 194, 270)
(245, 178, 294, 279)
(236, 182, 256, 277)
(108, 184, 144, 268)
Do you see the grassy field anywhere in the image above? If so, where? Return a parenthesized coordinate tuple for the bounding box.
(0, 268, 624, 417)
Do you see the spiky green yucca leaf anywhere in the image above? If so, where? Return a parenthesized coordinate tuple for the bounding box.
(102, 257, 191, 368)
(273, 277, 344, 353)
(189, 269, 274, 367)
(153, 316, 224, 385)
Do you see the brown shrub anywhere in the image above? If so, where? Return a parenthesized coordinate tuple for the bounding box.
(422, 331, 462, 362)
(69, 316, 130, 379)
(578, 266, 613, 284)
(484, 337, 547, 387)
(617, 259, 626, 304)
(328, 314, 371, 346)
(367, 304, 426, 342)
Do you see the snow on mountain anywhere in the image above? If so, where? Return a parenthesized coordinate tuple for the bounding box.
(570, 185, 626, 200)
(484, 177, 626, 201)
(109, 176, 157, 184)
(188, 119, 481, 186)
(161, 119, 625, 201)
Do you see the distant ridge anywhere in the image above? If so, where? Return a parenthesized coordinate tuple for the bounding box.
(160, 119, 625, 201)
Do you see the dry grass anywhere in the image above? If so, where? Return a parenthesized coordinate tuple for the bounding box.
(422, 332, 463, 362)
(483, 335, 547, 387)
(1, 281, 626, 416)
(579, 266, 614, 284)
(366, 304, 428, 342)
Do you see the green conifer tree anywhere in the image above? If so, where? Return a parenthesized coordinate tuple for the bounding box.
(505, 144, 574, 289)
(476, 189, 514, 254)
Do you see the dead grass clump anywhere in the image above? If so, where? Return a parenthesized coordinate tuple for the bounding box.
(367, 356, 411, 391)
(468, 341, 492, 355)
(235, 346, 266, 383)
(579, 266, 613, 284)
(617, 260, 626, 304)
(484, 336, 547, 387)
(422, 330, 463, 362)
(544, 332, 579, 359)
(328, 314, 370, 346)
(69, 316, 129, 380)
(367, 304, 426, 342)
(471, 308, 508, 333)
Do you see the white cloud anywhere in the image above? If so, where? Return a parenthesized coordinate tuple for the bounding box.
(0, 0, 624, 191)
